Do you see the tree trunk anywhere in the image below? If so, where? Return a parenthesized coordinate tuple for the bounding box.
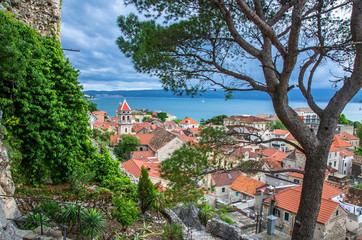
(291, 147, 329, 239)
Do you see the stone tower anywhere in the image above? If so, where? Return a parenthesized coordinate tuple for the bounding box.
(117, 99, 132, 134)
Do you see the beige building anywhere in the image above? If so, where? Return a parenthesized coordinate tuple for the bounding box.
(223, 115, 270, 130)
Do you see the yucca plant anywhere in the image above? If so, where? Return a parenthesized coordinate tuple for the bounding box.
(22, 211, 50, 230)
(81, 208, 106, 239)
(198, 204, 216, 226)
(61, 204, 81, 226)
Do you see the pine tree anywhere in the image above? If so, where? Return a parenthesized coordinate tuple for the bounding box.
(138, 166, 155, 214)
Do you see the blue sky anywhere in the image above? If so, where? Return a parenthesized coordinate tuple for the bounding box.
(61, 1, 347, 91)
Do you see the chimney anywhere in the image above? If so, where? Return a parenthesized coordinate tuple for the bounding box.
(267, 215, 277, 235)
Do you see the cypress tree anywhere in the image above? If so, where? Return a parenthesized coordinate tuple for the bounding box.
(138, 166, 155, 214)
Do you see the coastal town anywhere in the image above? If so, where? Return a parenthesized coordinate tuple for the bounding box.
(88, 99, 362, 240)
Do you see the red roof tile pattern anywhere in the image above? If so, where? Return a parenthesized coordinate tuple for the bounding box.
(335, 132, 359, 141)
(288, 169, 330, 180)
(133, 134, 154, 145)
(177, 135, 196, 142)
(262, 157, 282, 170)
(273, 129, 290, 136)
(211, 171, 242, 186)
(332, 136, 353, 149)
(131, 150, 156, 160)
(230, 175, 265, 196)
(148, 127, 178, 151)
(132, 122, 151, 133)
(122, 159, 161, 179)
(180, 117, 199, 124)
(269, 186, 340, 224)
(118, 99, 131, 111)
(294, 107, 313, 112)
(339, 149, 354, 157)
(257, 148, 288, 163)
(110, 134, 121, 146)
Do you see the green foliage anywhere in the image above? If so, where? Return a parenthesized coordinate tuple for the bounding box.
(219, 213, 234, 224)
(338, 114, 350, 125)
(23, 211, 50, 230)
(152, 190, 166, 213)
(201, 115, 228, 125)
(68, 167, 95, 193)
(355, 147, 362, 156)
(38, 201, 60, 220)
(162, 223, 183, 240)
(138, 166, 155, 214)
(91, 129, 114, 146)
(173, 119, 182, 124)
(157, 112, 168, 122)
(113, 134, 140, 160)
(87, 101, 99, 112)
(80, 208, 106, 239)
(267, 119, 286, 130)
(111, 196, 139, 228)
(142, 116, 151, 122)
(357, 125, 362, 147)
(0, 12, 95, 184)
(61, 204, 80, 226)
(198, 203, 216, 226)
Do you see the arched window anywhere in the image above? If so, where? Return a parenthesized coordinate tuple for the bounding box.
(125, 128, 127, 133)
(122, 116, 125, 121)
(127, 116, 130, 120)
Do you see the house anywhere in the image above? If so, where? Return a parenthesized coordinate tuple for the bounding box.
(352, 155, 362, 177)
(269, 129, 298, 152)
(132, 122, 151, 134)
(266, 183, 347, 239)
(179, 117, 199, 129)
(339, 149, 354, 176)
(92, 111, 109, 123)
(335, 124, 354, 135)
(257, 147, 288, 167)
(283, 150, 307, 169)
(164, 120, 177, 130)
(121, 159, 169, 187)
(287, 169, 330, 185)
(229, 175, 265, 203)
(341, 187, 362, 239)
(223, 115, 270, 130)
(294, 107, 320, 124)
(93, 121, 118, 132)
(332, 136, 354, 151)
(335, 132, 360, 150)
(204, 171, 242, 205)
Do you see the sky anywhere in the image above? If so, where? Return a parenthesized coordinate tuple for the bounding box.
(60, 1, 348, 91)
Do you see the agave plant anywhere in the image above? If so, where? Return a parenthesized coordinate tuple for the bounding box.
(23, 211, 50, 230)
(81, 208, 106, 239)
(61, 204, 81, 226)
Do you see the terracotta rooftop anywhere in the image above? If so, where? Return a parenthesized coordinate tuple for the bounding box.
(92, 111, 108, 115)
(332, 136, 353, 149)
(132, 122, 151, 133)
(335, 132, 359, 141)
(231, 147, 259, 159)
(339, 149, 354, 157)
(257, 148, 288, 163)
(133, 134, 154, 145)
(131, 150, 156, 160)
(262, 157, 282, 170)
(353, 155, 362, 165)
(180, 117, 199, 124)
(230, 175, 265, 197)
(178, 135, 196, 142)
(344, 187, 362, 206)
(118, 99, 131, 111)
(294, 107, 313, 112)
(211, 171, 242, 186)
(288, 169, 330, 181)
(110, 134, 121, 146)
(122, 159, 161, 179)
(273, 129, 290, 136)
(269, 186, 340, 224)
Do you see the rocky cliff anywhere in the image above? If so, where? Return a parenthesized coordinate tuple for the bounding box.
(0, 0, 61, 39)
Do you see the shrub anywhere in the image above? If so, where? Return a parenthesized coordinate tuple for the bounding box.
(69, 167, 95, 193)
(220, 213, 234, 224)
(198, 203, 216, 226)
(38, 201, 60, 220)
(61, 204, 81, 226)
(81, 208, 106, 239)
(111, 197, 138, 229)
(162, 223, 183, 240)
(22, 211, 50, 230)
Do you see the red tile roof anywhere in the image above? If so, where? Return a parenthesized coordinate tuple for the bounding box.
(180, 117, 199, 124)
(110, 134, 121, 146)
(335, 132, 359, 141)
(288, 169, 330, 180)
(339, 149, 354, 157)
(132, 122, 151, 133)
(177, 135, 197, 142)
(211, 171, 242, 186)
(118, 99, 131, 111)
(274, 129, 290, 136)
(269, 186, 340, 224)
(122, 159, 161, 179)
(257, 148, 288, 163)
(133, 134, 154, 145)
(131, 150, 156, 160)
(262, 157, 282, 170)
(332, 136, 353, 149)
(230, 175, 265, 197)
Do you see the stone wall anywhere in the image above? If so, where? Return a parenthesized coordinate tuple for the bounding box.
(0, 0, 61, 39)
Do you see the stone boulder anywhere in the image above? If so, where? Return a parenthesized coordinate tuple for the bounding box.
(206, 218, 258, 240)
(172, 203, 205, 231)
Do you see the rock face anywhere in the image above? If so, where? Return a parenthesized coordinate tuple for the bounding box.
(172, 203, 205, 231)
(0, 0, 62, 39)
(0, 197, 29, 240)
(0, 117, 19, 219)
(206, 218, 258, 240)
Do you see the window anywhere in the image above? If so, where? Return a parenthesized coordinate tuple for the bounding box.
(122, 116, 125, 121)
(273, 208, 280, 217)
(222, 188, 225, 193)
(284, 212, 290, 221)
(243, 195, 246, 200)
(334, 161, 337, 167)
(336, 210, 339, 216)
(236, 192, 239, 196)
(335, 152, 337, 157)
(293, 179, 300, 184)
(125, 128, 127, 133)
(329, 162, 332, 167)
(344, 163, 347, 167)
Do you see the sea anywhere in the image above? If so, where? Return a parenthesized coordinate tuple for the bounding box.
(88, 90, 362, 122)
